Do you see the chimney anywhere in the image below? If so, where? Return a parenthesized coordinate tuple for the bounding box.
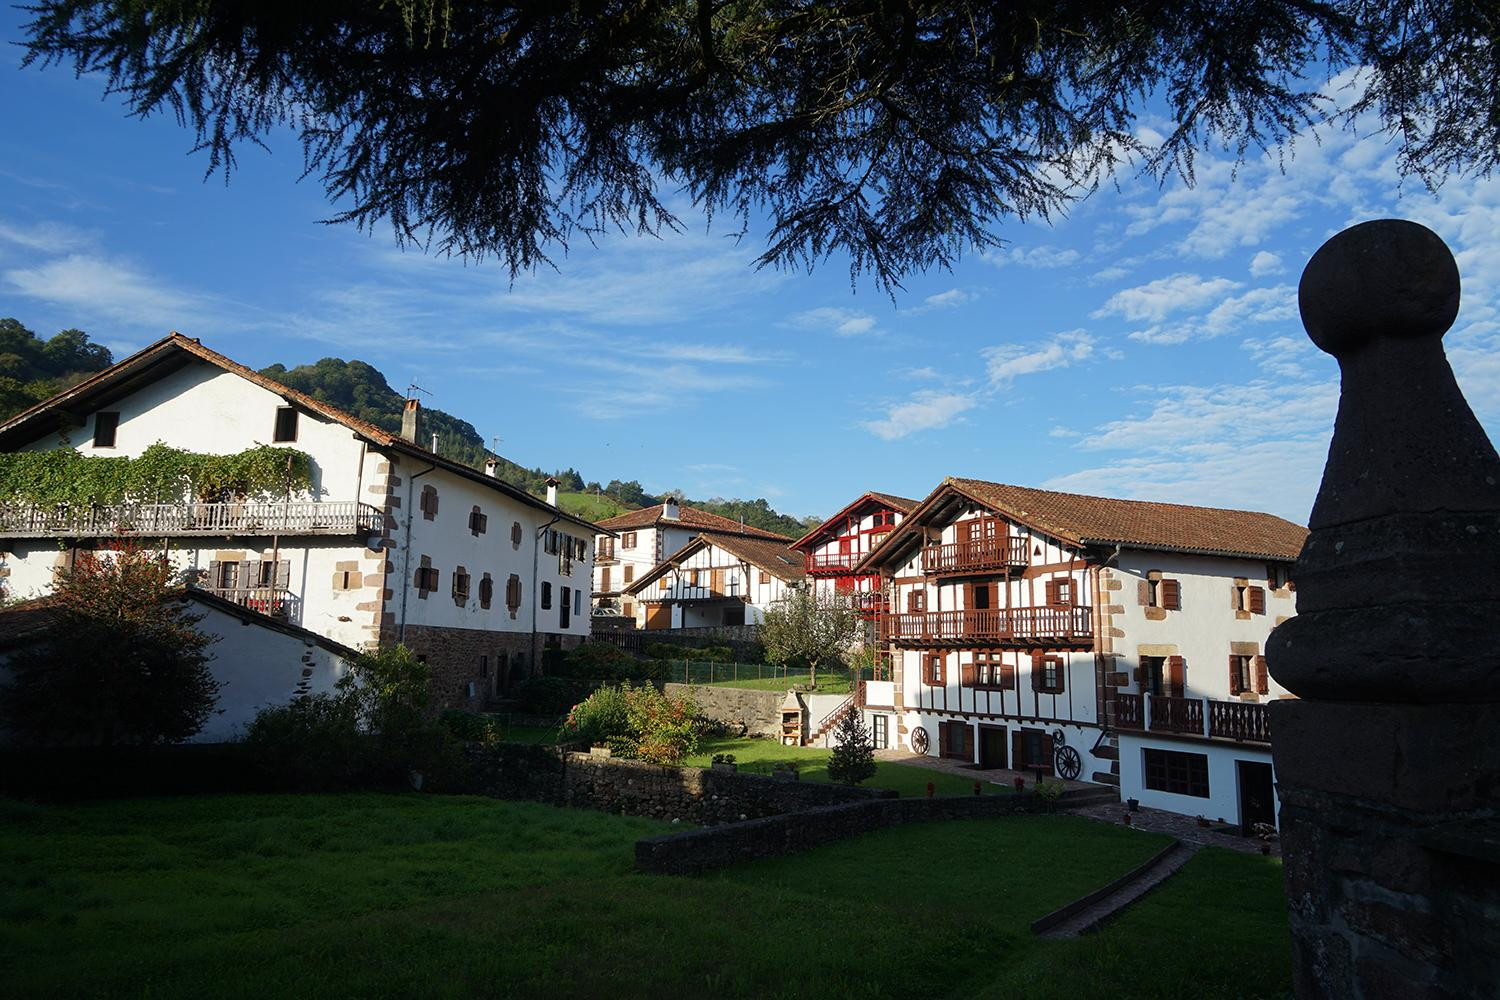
(545, 475, 559, 506)
(430, 431, 439, 454)
(401, 397, 420, 442)
(484, 457, 498, 478)
(663, 496, 680, 521)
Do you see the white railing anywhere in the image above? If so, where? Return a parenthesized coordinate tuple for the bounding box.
(0, 500, 384, 538)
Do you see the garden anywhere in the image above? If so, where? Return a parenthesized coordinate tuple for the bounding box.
(0, 792, 1293, 998)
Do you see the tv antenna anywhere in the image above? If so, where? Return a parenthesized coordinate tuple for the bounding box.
(405, 381, 432, 402)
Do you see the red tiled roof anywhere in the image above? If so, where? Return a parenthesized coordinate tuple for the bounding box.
(790, 489, 921, 551)
(595, 503, 793, 541)
(623, 532, 805, 594)
(944, 478, 1308, 560)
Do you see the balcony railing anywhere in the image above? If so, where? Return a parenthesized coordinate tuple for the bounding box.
(1114, 693, 1270, 744)
(0, 501, 384, 539)
(198, 586, 301, 624)
(805, 550, 864, 573)
(922, 536, 1030, 574)
(849, 591, 889, 617)
(886, 605, 1092, 645)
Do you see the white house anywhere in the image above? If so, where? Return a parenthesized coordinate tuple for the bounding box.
(789, 490, 918, 626)
(592, 499, 794, 624)
(621, 533, 806, 629)
(855, 477, 1305, 832)
(0, 333, 600, 712)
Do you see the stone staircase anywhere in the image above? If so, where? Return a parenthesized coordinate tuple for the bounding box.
(1089, 729, 1120, 787)
(1032, 840, 1197, 939)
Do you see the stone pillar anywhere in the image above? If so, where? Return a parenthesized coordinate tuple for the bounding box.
(1267, 220, 1500, 999)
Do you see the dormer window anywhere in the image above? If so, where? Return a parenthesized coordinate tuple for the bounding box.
(93, 411, 119, 448)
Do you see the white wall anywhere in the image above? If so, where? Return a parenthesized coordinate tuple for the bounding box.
(636, 537, 798, 629)
(1117, 733, 1278, 827)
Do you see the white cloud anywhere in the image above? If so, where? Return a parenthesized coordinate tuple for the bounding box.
(1249, 251, 1285, 277)
(791, 306, 880, 337)
(984, 330, 1097, 384)
(0, 219, 96, 254)
(921, 288, 974, 310)
(895, 365, 941, 381)
(861, 391, 977, 441)
(985, 245, 1082, 269)
(3, 253, 211, 330)
(1126, 284, 1297, 345)
(1092, 273, 1242, 324)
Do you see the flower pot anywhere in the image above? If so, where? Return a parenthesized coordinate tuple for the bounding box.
(1127, 798, 1139, 812)
(1122, 813, 1132, 826)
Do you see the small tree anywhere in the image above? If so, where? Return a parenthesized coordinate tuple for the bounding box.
(0, 542, 218, 745)
(759, 586, 863, 689)
(827, 707, 877, 786)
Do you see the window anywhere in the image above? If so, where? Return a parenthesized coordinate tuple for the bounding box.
(967, 651, 1013, 689)
(907, 589, 926, 613)
(420, 485, 439, 520)
(511, 522, 523, 549)
(92, 411, 119, 448)
(871, 714, 889, 750)
(1143, 748, 1210, 798)
(541, 582, 552, 609)
(1017, 729, 1052, 772)
(505, 574, 522, 618)
(469, 506, 487, 536)
(760, 570, 770, 586)
(1229, 654, 1268, 695)
(216, 561, 240, 589)
(453, 567, 471, 603)
(573, 588, 582, 616)
(414, 565, 439, 592)
(544, 529, 558, 555)
(622, 600, 634, 618)
(334, 568, 356, 591)
(1143, 575, 1182, 611)
(479, 573, 494, 609)
(1044, 577, 1074, 607)
(658, 577, 669, 591)
(939, 720, 972, 760)
(621, 531, 637, 550)
(480, 655, 489, 678)
(1140, 655, 1166, 696)
(598, 537, 614, 560)
(560, 586, 571, 627)
(923, 653, 945, 686)
(623, 565, 634, 584)
(1032, 651, 1065, 694)
(1267, 563, 1293, 590)
(273, 406, 298, 442)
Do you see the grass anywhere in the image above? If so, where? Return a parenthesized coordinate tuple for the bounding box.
(705, 670, 861, 694)
(688, 736, 1010, 797)
(555, 491, 633, 522)
(0, 792, 1299, 1000)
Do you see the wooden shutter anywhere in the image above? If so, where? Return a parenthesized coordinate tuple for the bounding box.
(1229, 655, 1244, 695)
(600, 567, 611, 592)
(1248, 586, 1266, 614)
(1039, 732, 1054, 775)
(961, 659, 976, 688)
(1044, 579, 1059, 606)
(275, 560, 290, 588)
(1012, 731, 1025, 770)
(937, 721, 946, 756)
(243, 559, 261, 590)
(1030, 650, 1043, 691)
(207, 560, 221, 589)
(1255, 655, 1269, 694)
(1167, 655, 1185, 698)
(1160, 579, 1181, 610)
(1001, 660, 1016, 689)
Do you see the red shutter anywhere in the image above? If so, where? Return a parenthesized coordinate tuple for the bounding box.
(1229, 655, 1244, 695)
(1030, 650, 1043, 691)
(961, 659, 976, 688)
(1001, 661, 1016, 689)
(1044, 579, 1059, 605)
(1255, 655, 1269, 694)
(1161, 579, 1181, 610)
(1167, 656, 1185, 698)
(1248, 586, 1266, 614)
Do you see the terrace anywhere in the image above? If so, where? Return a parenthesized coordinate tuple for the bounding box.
(886, 606, 1093, 647)
(923, 535, 1031, 575)
(1114, 692, 1272, 744)
(0, 500, 384, 539)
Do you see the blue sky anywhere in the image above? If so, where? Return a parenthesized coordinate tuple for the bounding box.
(3, 16, 1498, 526)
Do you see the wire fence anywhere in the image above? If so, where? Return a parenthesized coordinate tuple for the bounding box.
(667, 660, 876, 692)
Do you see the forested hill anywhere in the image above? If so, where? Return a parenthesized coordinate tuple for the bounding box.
(0, 319, 115, 420)
(259, 356, 818, 534)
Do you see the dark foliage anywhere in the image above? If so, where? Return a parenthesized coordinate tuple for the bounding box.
(19, 3, 1500, 290)
(0, 543, 219, 746)
(0, 318, 113, 420)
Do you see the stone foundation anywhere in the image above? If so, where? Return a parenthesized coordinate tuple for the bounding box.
(665, 683, 786, 737)
(384, 624, 582, 711)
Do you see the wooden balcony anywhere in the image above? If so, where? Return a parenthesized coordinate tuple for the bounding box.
(886, 605, 1092, 647)
(922, 536, 1030, 575)
(1114, 693, 1270, 745)
(198, 586, 301, 623)
(0, 501, 384, 539)
(805, 550, 864, 574)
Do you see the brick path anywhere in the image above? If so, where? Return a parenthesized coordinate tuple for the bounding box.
(1066, 799, 1280, 856)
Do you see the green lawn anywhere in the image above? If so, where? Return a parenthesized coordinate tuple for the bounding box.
(688, 736, 1010, 797)
(0, 794, 1292, 999)
(0, 792, 1298, 999)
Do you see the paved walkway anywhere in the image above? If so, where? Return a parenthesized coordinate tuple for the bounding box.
(1035, 842, 1198, 939)
(1067, 799, 1280, 856)
(874, 747, 1100, 793)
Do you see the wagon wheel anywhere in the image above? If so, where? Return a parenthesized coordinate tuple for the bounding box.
(910, 726, 930, 755)
(1055, 745, 1083, 781)
(1051, 727, 1067, 747)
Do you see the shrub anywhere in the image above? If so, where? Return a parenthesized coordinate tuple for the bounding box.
(560, 686, 633, 747)
(827, 707, 877, 785)
(550, 643, 664, 684)
(438, 710, 503, 744)
(513, 676, 582, 715)
(625, 684, 699, 765)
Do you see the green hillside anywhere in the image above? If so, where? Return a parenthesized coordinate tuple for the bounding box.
(556, 492, 633, 522)
(0, 319, 114, 421)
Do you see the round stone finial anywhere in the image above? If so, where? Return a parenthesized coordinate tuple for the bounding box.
(1298, 219, 1460, 357)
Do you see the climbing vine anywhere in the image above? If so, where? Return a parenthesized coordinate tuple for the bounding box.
(0, 443, 314, 506)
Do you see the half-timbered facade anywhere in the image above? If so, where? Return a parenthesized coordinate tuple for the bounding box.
(592, 501, 793, 625)
(0, 333, 599, 713)
(789, 490, 917, 627)
(621, 533, 805, 629)
(856, 477, 1305, 830)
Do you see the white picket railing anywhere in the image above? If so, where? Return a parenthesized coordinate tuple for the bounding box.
(0, 500, 383, 538)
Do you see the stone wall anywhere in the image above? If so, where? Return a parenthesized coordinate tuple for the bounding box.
(636, 793, 1033, 874)
(462, 743, 890, 824)
(389, 623, 583, 711)
(666, 683, 787, 737)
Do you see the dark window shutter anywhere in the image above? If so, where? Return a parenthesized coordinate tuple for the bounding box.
(1030, 651, 1043, 691)
(1229, 655, 1244, 695)
(1255, 655, 1269, 694)
(1248, 586, 1266, 614)
(1039, 732, 1055, 775)
(1001, 661, 1016, 689)
(1044, 579, 1059, 605)
(961, 660, 976, 688)
(1167, 656, 1185, 698)
(937, 722, 946, 756)
(207, 560, 220, 589)
(1161, 579, 1181, 610)
(244, 560, 261, 590)
(1012, 730, 1025, 769)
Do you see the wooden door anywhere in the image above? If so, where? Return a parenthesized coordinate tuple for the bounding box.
(1238, 761, 1276, 834)
(979, 725, 1008, 769)
(645, 603, 671, 630)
